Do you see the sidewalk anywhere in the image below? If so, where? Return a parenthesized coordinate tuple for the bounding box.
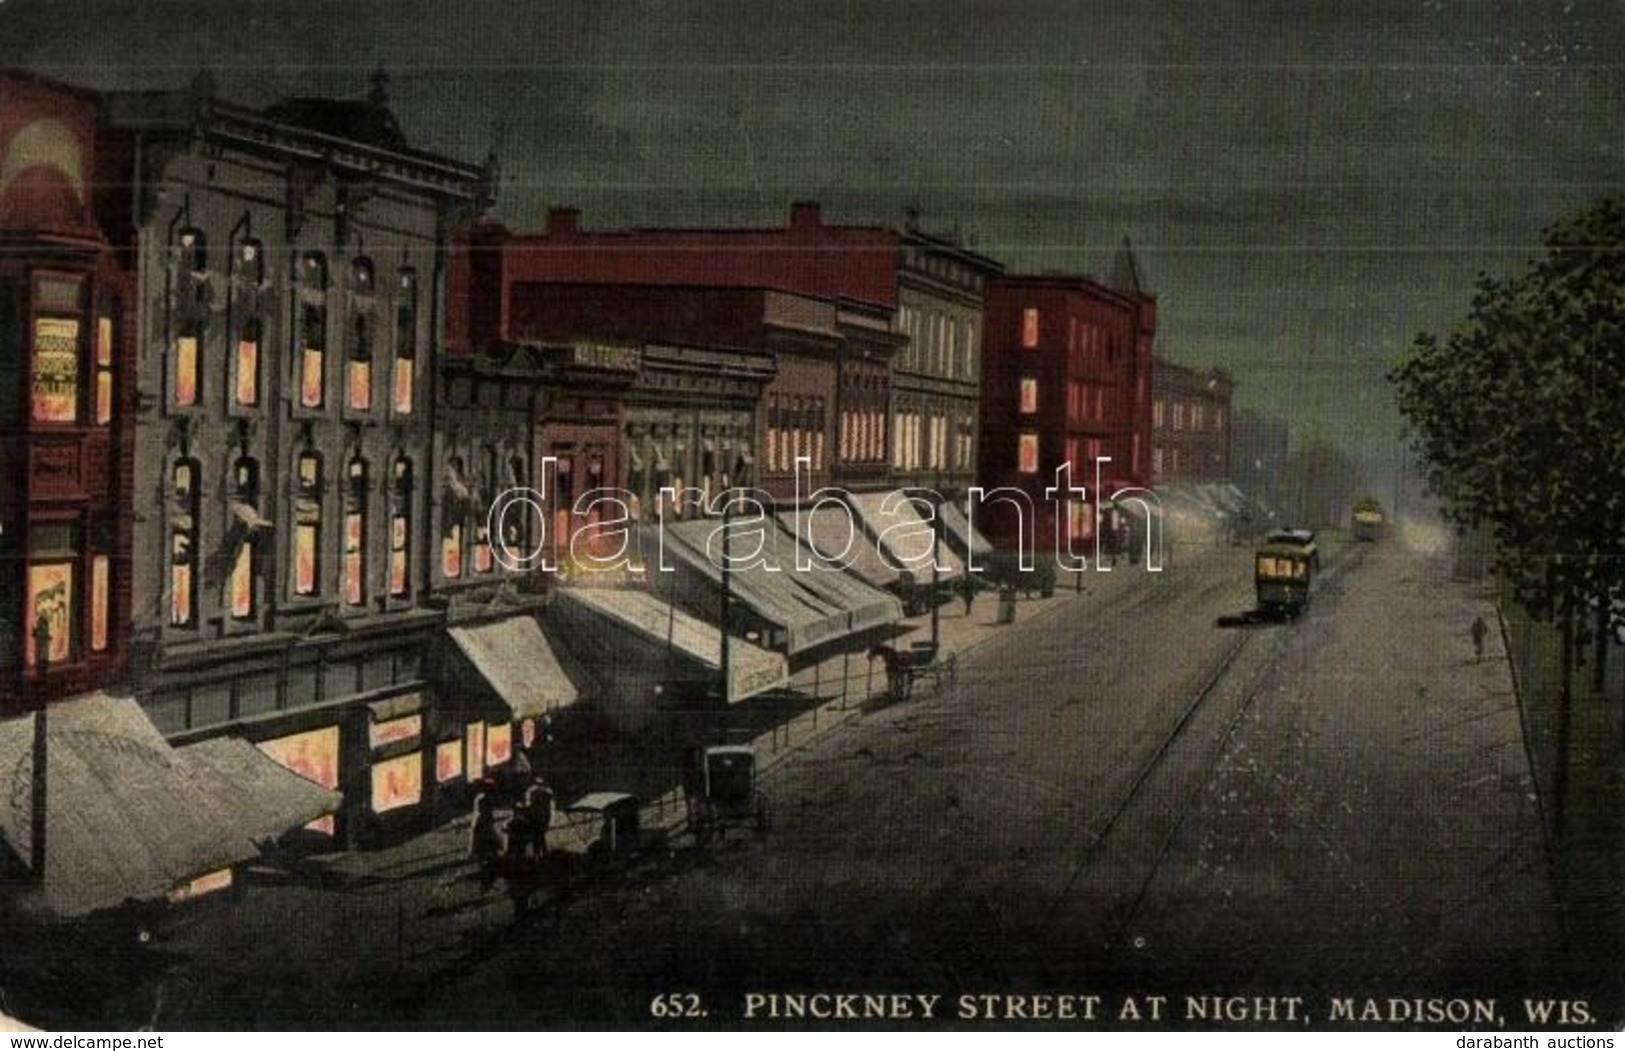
(314, 549, 1181, 886)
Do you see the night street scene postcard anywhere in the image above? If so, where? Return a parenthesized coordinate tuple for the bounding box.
(0, 0, 1621, 1034)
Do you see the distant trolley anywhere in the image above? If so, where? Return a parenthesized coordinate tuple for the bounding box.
(1255, 529, 1317, 619)
(1352, 500, 1386, 542)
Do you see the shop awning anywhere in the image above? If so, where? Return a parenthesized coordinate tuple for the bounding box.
(175, 736, 343, 846)
(656, 519, 895, 654)
(846, 490, 967, 581)
(777, 506, 903, 588)
(938, 500, 995, 561)
(448, 615, 581, 719)
(767, 513, 910, 633)
(0, 693, 261, 918)
(555, 589, 788, 704)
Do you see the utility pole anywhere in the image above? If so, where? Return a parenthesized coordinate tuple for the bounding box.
(930, 488, 942, 649)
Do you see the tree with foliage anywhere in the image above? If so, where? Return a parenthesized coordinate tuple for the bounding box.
(1389, 198, 1625, 823)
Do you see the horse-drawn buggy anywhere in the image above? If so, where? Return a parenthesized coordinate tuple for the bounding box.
(868, 639, 958, 702)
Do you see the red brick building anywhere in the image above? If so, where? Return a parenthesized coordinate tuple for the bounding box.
(977, 274, 1156, 554)
(0, 73, 136, 713)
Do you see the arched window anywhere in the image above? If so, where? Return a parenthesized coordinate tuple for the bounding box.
(298, 252, 328, 409)
(227, 457, 263, 620)
(170, 459, 200, 626)
(394, 268, 417, 415)
(294, 452, 323, 596)
(442, 455, 467, 579)
(390, 456, 413, 598)
(472, 446, 497, 573)
(347, 258, 375, 412)
(343, 457, 368, 606)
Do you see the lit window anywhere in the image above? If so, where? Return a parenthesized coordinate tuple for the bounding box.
(32, 313, 81, 424)
(228, 458, 262, 620)
(474, 447, 498, 573)
(344, 458, 368, 605)
(1019, 377, 1039, 414)
(1021, 307, 1040, 349)
(347, 314, 373, 411)
(94, 312, 114, 425)
(294, 453, 323, 596)
(170, 462, 198, 627)
(390, 456, 412, 597)
(90, 553, 109, 652)
(173, 329, 199, 407)
(1018, 432, 1039, 474)
(26, 524, 79, 669)
(394, 269, 417, 415)
(299, 253, 328, 409)
(443, 455, 467, 579)
(235, 317, 261, 407)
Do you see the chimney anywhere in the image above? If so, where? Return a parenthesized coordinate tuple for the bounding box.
(547, 207, 580, 237)
(789, 200, 822, 229)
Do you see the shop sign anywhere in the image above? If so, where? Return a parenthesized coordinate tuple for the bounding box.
(368, 713, 422, 750)
(571, 340, 640, 373)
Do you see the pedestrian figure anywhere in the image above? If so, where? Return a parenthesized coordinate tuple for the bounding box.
(468, 792, 502, 889)
(523, 779, 554, 857)
(1471, 615, 1488, 662)
(960, 574, 977, 616)
(682, 744, 706, 824)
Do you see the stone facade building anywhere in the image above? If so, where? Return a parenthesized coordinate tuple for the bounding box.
(109, 73, 492, 845)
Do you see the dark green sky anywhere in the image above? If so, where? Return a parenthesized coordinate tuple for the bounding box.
(6, 0, 1623, 490)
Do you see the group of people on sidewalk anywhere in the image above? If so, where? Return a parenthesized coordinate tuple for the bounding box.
(468, 778, 555, 889)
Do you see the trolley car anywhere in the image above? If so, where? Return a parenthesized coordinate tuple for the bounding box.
(1255, 529, 1317, 619)
(1352, 499, 1386, 542)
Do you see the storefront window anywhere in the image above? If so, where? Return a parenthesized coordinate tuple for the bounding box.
(371, 753, 422, 814)
(26, 523, 78, 669)
(32, 314, 81, 424)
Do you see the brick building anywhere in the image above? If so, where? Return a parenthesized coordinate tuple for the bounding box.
(0, 73, 136, 713)
(977, 274, 1156, 555)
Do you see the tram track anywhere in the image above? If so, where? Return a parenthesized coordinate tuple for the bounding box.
(1042, 538, 1372, 931)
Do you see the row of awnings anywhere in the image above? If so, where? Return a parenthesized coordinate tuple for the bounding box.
(654, 518, 905, 655)
(0, 693, 340, 919)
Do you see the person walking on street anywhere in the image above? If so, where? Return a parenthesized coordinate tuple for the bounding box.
(960, 574, 976, 616)
(1470, 614, 1488, 662)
